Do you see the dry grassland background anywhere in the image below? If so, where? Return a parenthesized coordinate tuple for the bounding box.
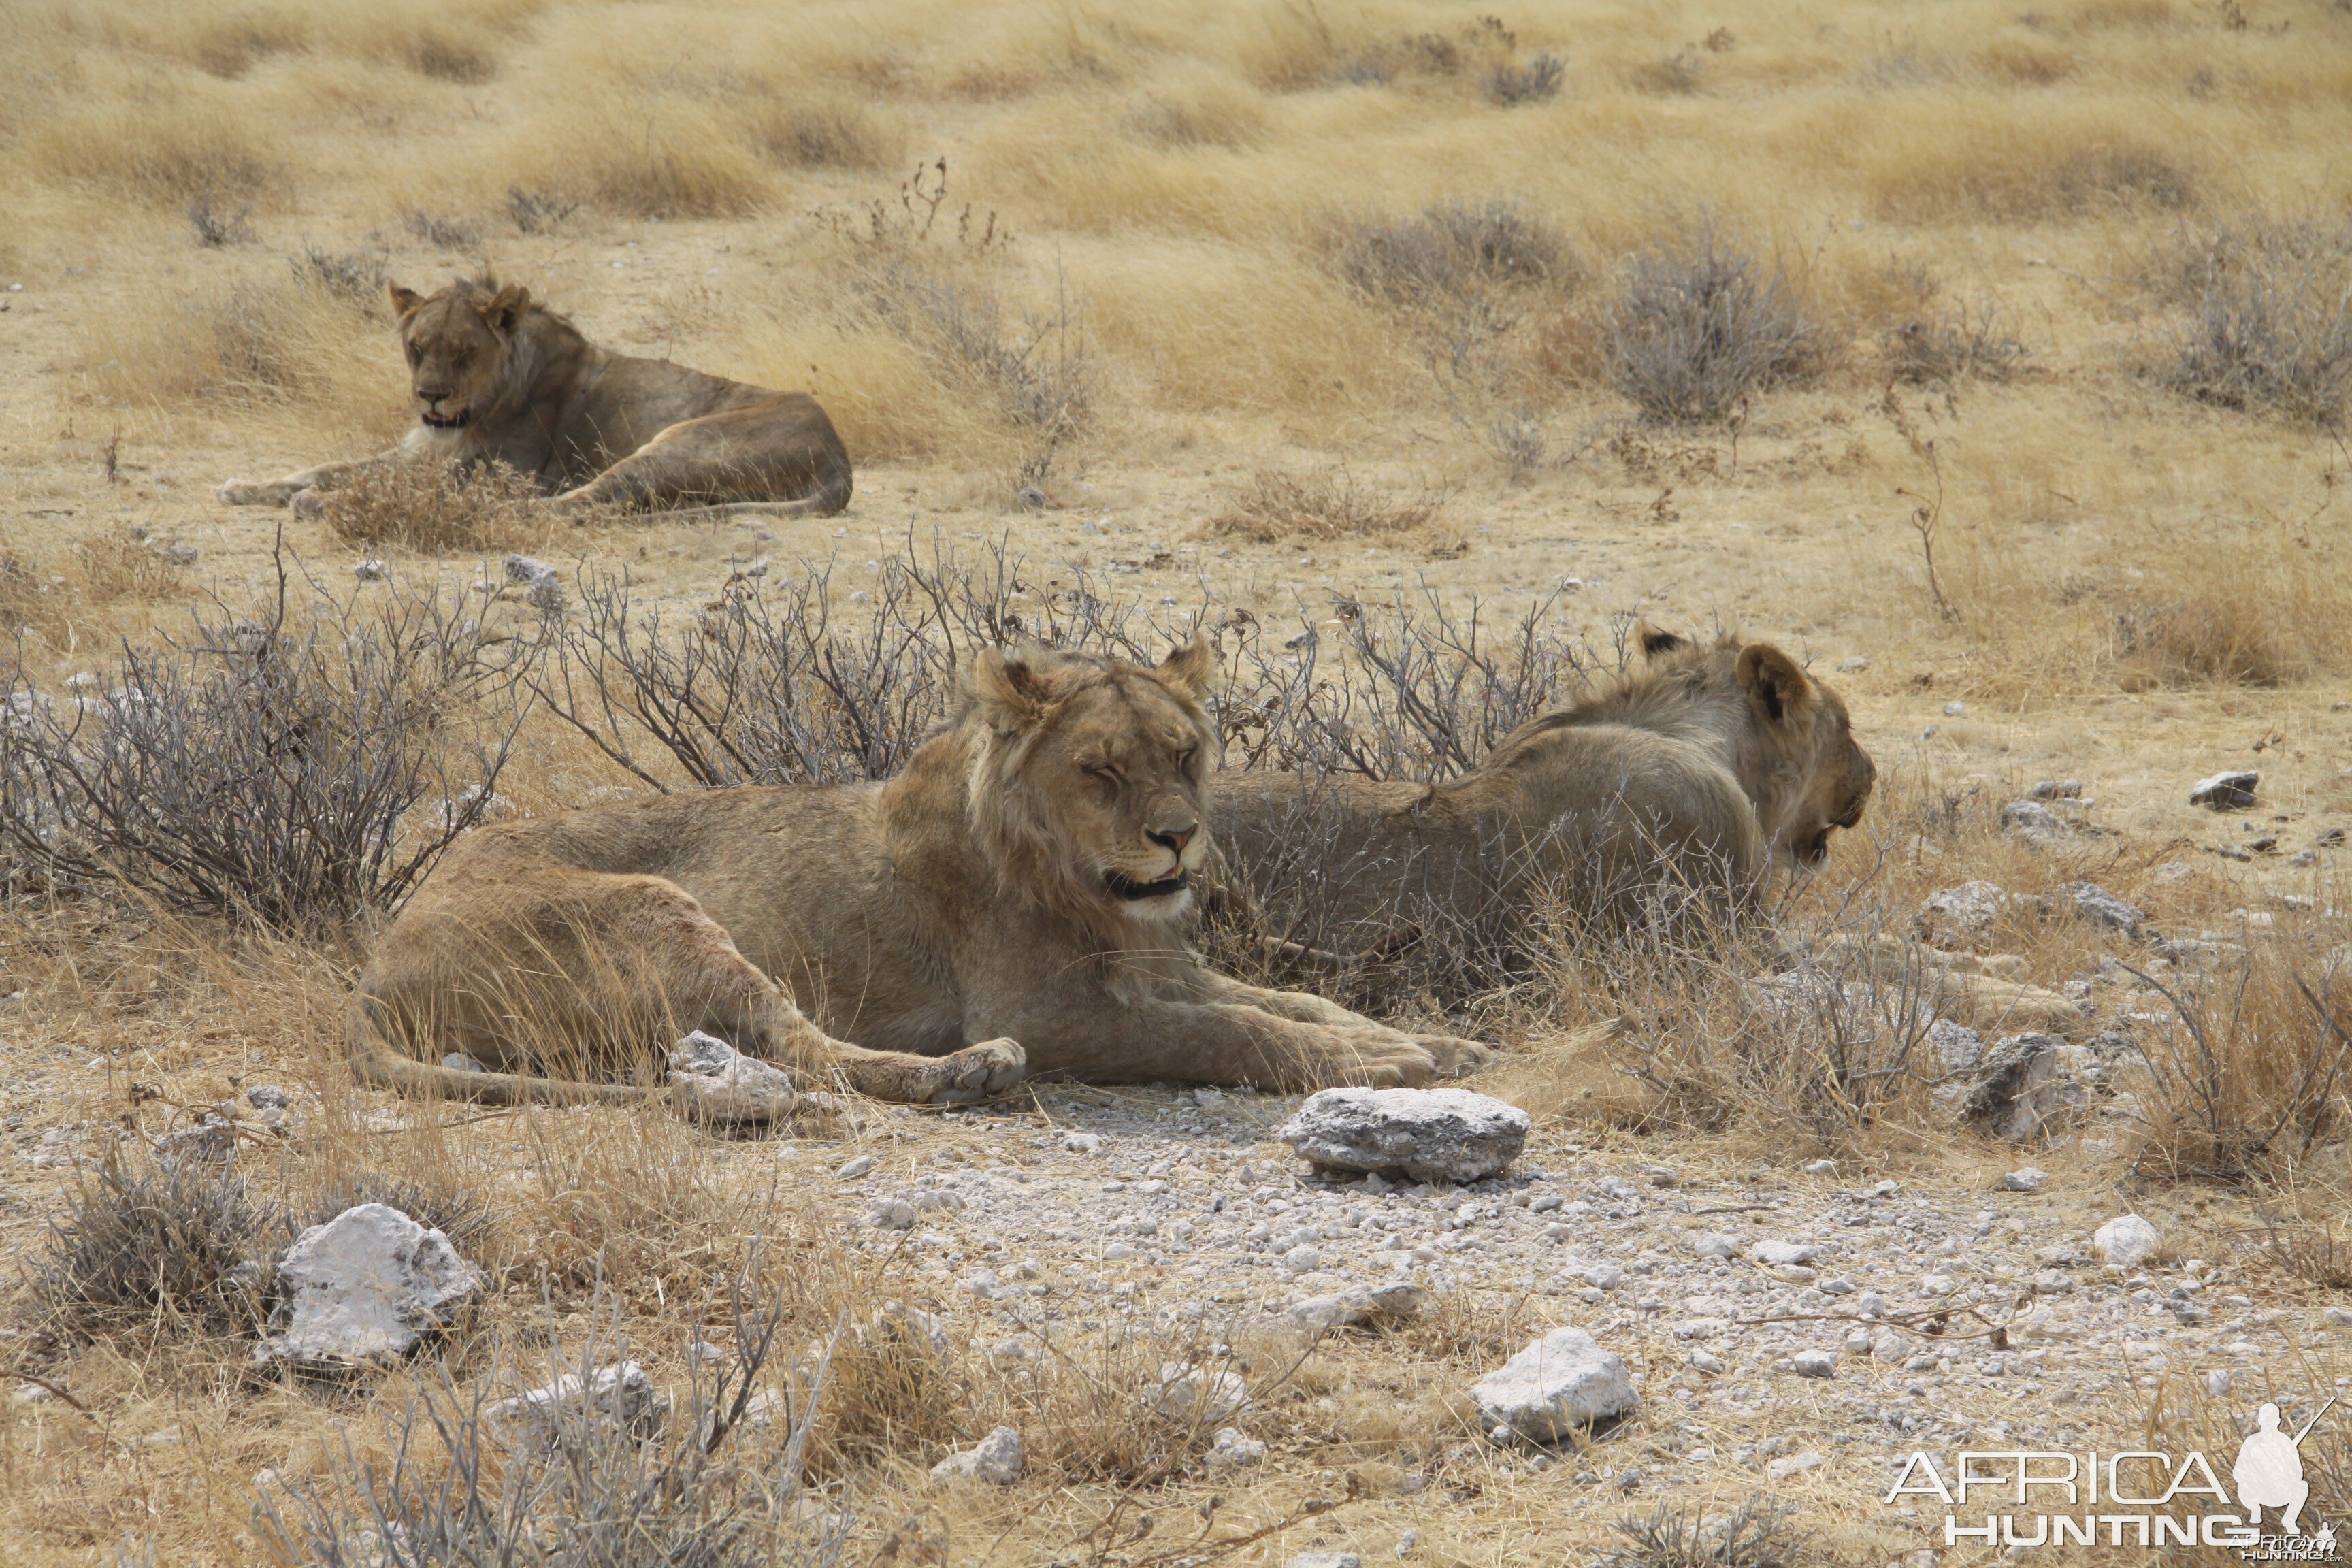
(3, 0, 2352, 1563)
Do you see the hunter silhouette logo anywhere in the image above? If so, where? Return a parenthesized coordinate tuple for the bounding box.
(2235, 1398, 2332, 1536)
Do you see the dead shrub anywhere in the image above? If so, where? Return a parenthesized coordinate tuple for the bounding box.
(506, 184, 581, 234)
(186, 193, 252, 248)
(1878, 263, 2029, 385)
(2121, 942, 2352, 1186)
(1596, 1497, 1809, 1568)
(1335, 200, 1568, 306)
(402, 208, 481, 250)
(26, 1149, 272, 1345)
(291, 240, 392, 308)
(1633, 50, 1704, 95)
(0, 551, 532, 931)
(1213, 468, 1448, 543)
(2155, 215, 2352, 427)
(1485, 52, 1565, 104)
(316, 460, 545, 555)
(1607, 217, 1821, 424)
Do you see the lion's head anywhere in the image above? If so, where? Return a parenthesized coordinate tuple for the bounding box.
(1637, 627, 1876, 869)
(387, 276, 534, 432)
(962, 640, 1218, 929)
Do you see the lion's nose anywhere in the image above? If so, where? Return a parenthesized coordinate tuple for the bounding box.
(1147, 823, 1197, 854)
(417, 387, 454, 406)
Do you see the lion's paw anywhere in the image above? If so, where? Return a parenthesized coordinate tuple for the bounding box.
(289, 487, 327, 521)
(1313, 1028, 1439, 1090)
(922, 1037, 1027, 1104)
(1414, 1033, 1497, 1078)
(216, 478, 294, 506)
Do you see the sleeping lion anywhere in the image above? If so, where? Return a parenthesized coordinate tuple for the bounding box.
(218, 275, 851, 521)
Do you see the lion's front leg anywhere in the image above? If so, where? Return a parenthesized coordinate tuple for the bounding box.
(1189, 971, 1497, 1079)
(216, 458, 361, 508)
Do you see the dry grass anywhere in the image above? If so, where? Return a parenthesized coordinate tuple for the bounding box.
(315, 459, 550, 555)
(6, 1, 2352, 1561)
(1213, 468, 1450, 543)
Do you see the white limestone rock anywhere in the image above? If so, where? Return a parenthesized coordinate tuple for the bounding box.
(1287, 1281, 1429, 1330)
(257, 1204, 479, 1368)
(667, 1031, 798, 1125)
(930, 1425, 1024, 1484)
(1153, 1361, 1248, 1423)
(2095, 1213, 2162, 1269)
(1275, 1088, 1529, 1184)
(1469, 1327, 1639, 1441)
(487, 1362, 669, 1446)
(1204, 1426, 1267, 1467)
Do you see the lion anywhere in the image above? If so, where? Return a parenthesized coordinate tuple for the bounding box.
(217, 276, 851, 521)
(1206, 627, 1876, 975)
(350, 639, 1492, 1110)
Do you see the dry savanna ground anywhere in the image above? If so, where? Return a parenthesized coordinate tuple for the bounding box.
(4, 0, 2352, 1563)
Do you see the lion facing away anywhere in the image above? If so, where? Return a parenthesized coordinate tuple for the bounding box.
(218, 276, 851, 521)
(350, 640, 1492, 1110)
(1207, 628, 1876, 979)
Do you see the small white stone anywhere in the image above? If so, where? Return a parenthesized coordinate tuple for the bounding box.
(486, 1362, 669, 1446)
(1469, 1328, 1639, 1440)
(1691, 1233, 1739, 1260)
(1154, 1362, 1248, 1423)
(2003, 1167, 2049, 1192)
(1791, 1350, 1838, 1379)
(867, 1200, 916, 1230)
(836, 1155, 876, 1180)
(1752, 1240, 1819, 1267)
(1275, 1087, 1529, 1183)
(2095, 1213, 2162, 1269)
(930, 1424, 1024, 1484)
(1204, 1426, 1267, 1467)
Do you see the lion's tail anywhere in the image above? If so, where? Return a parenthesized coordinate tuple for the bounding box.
(345, 990, 657, 1109)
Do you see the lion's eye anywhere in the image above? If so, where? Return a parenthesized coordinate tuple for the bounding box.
(1090, 764, 1124, 785)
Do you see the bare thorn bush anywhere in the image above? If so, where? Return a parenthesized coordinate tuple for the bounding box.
(1608, 217, 1821, 424)
(1595, 1496, 1808, 1568)
(0, 549, 533, 930)
(1212, 468, 1450, 543)
(401, 208, 481, 249)
(1485, 52, 1565, 104)
(2157, 214, 2352, 427)
(1335, 200, 1569, 307)
(291, 241, 391, 308)
(186, 193, 252, 247)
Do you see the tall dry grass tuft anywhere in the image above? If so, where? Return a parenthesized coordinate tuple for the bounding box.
(26, 91, 282, 207)
(24, 1148, 274, 1348)
(316, 459, 551, 555)
(1211, 467, 1450, 544)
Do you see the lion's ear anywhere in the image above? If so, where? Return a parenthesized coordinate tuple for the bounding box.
(480, 284, 531, 336)
(1736, 642, 1818, 730)
(389, 284, 424, 318)
(1637, 621, 1688, 660)
(972, 646, 1054, 734)
(1156, 634, 1213, 701)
